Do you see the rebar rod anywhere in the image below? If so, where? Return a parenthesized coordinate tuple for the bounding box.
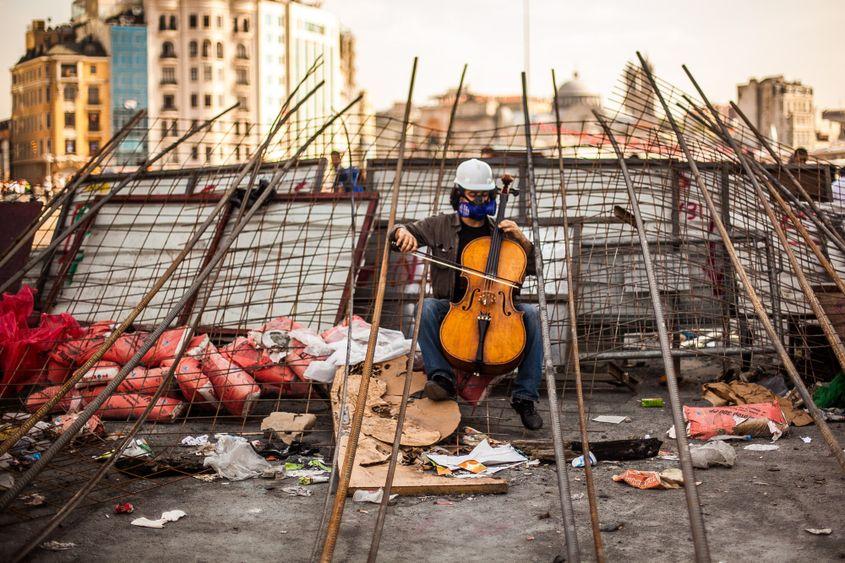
(594, 108, 711, 563)
(319, 58, 417, 563)
(523, 71, 582, 563)
(0, 92, 363, 513)
(682, 64, 845, 470)
(0, 78, 326, 460)
(0, 104, 239, 295)
(0, 109, 147, 272)
(367, 63, 467, 563)
(729, 101, 845, 253)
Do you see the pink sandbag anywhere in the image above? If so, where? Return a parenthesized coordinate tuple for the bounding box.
(76, 361, 121, 388)
(95, 393, 185, 422)
(222, 338, 308, 396)
(119, 366, 166, 395)
(141, 327, 191, 367)
(50, 320, 114, 367)
(101, 331, 147, 365)
(201, 342, 260, 416)
(26, 385, 83, 414)
(172, 356, 216, 404)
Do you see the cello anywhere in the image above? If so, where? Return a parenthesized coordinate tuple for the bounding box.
(439, 174, 527, 375)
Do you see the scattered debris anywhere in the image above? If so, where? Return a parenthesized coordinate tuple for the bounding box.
(804, 528, 832, 536)
(612, 468, 684, 490)
(203, 435, 272, 481)
(424, 439, 528, 478)
(592, 415, 630, 424)
(702, 381, 812, 426)
(281, 486, 312, 497)
(708, 435, 752, 442)
(689, 441, 736, 469)
(801, 436, 812, 444)
(743, 444, 779, 452)
(352, 488, 397, 504)
(570, 438, 662, 461)
(21, 492, 46, 506)
(192, 473, 217, 482)
(260, 412, 317, 445)
(640, 397, 664, 408)
(820, 407, 845, 422)
(130, 509, 187, 529)
(114, 502, 135, 514)
(180, 435, 209, 447)
(813, 373, 845, 409)
(682, 402, 788, 441)
(571, 452, 597, 468)
(434, 500, 453, 506)
(40, 540, 76, 551)
(600, 521, 624, 532)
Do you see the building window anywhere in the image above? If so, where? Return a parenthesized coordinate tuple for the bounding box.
(163, 94, 176, 110)
(162, 67, 176, 84)
(190, 67, 198, 81)
(217, 15, 223, 28)
(204, 94, 212, 108)
(202, 14, 210, 28)
(203, 65, 212, 81)
(236, 44, 248, 59)
(45, 87, 50, 102)
(89, 140, 100, 155)
(169, 15, 177, 30)
(63, 85, 77, 101)
(189, 14, 197, 28)
(65, 139, 76, 154)
(235, 146, 240, 160)
(46, 113, 51, 128)
(216, 42, 223, 59)
(243, 18, 249, 32)
(88, 86, 100, 104)
(171, 120, 179, 136)
(161, 120, 168, 137)
(64, 111, 75, 128)
(237, 96, 248, 111)
(60, 64, 77, 78)
(161, 41, 176, 58)
(88, 111, 101, 132)
(202, 39, 210, 58)
(191, 94, 198, 108)
(191, 145, 198, 160)
(205, 145, 212, 161)
(159, 14, 166, 30)
(189, 40, 198, 57)
(236, 68, 248, 85)
(90, 64, 96, 74)
(233, 17, 238, 32)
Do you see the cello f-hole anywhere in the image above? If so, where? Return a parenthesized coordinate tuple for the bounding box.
(461, 288, 479, 312)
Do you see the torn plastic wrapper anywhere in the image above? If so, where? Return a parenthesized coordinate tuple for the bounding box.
(203, 434, 272, 480)
(683, 401, 788, 441)
(612, 468, 684, 490)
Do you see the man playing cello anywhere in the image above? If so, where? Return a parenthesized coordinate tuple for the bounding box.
(391, 158, 544, 430)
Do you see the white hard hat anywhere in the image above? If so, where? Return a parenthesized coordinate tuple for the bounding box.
(454, 159, 495, 191)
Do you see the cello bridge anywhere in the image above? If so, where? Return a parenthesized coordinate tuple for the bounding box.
(479, 291, 496, 306)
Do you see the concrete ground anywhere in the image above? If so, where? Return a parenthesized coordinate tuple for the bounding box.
(1, 359, 844, 562)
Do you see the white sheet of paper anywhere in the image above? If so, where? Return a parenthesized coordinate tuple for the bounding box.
(592, 415, 629, 424)
(424, 439, 527, 470)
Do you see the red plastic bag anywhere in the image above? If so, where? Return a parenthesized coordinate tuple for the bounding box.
(683, 401, 787, 440)
(200, 342, 260, 416)
(0, 286, 84, 395)
(26, 385, 83, 414)
(44, 358, 74, 385)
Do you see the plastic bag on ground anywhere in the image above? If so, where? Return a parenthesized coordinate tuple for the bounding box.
(683, 401, 788, 441)
(203, 434, 271, 480)
(689, 440, 736, 469)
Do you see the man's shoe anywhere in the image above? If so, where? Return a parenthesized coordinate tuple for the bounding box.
(512, 398, 543, 430)
(424, 372, 456, 401)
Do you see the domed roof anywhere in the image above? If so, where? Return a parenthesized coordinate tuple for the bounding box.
(556, 71, 598, 99)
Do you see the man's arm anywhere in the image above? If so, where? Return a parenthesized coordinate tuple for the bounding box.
(389, 215, 439, 253)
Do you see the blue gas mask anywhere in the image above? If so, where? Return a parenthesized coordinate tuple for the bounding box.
(457, 192, 497, 220)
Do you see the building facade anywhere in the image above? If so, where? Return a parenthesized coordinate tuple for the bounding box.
(10, 20, 110, 187)
(108, 10, 149, 166)
(0, 120, 10, 182)
(737, 75, 815, 150)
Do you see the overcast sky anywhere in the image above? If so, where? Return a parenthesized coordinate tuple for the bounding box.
(1, 0, 842, 117)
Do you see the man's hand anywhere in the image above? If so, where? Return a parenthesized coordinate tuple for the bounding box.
(394, 227, 419, 253)
(499, 220, 528, 244)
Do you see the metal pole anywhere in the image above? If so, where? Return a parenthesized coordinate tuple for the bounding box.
(0, 93, 364, 513)
(0, 104, 240, 295)
(729, 101, 845, 253)
(549, 70, 601, 562)
(522, 71, 582, 562)
(319, 59, 417, 563)
(367, 63, 466, 563)
(0, 80, 326, 459)
(681, 65, 845, 470)
(593, 109, 711, 563)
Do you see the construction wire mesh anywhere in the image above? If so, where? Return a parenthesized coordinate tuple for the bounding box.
(0, 60, 841, 550)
